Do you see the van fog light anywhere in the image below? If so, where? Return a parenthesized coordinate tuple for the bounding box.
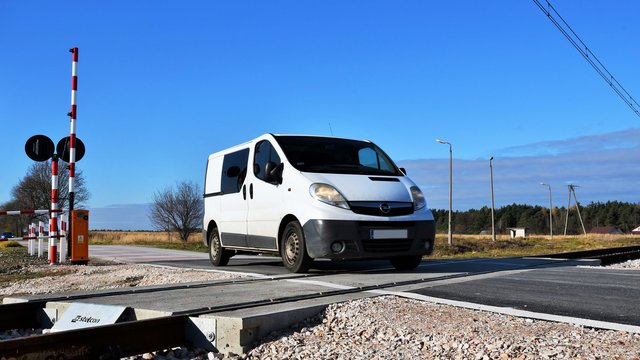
(424, 240, 433, 252)
(330, 241, 345, 253)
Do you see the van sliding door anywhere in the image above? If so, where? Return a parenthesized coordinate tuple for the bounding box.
(246, 140, 283, 250)
(218, 148, 249, 247)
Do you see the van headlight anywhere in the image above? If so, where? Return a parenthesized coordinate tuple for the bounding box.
(410, 186, 427, 210)
(309, 183, 350, 210)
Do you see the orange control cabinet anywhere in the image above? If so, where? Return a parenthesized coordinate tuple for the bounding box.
(70, 210, 89, 264)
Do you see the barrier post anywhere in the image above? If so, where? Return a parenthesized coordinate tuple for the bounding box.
(28, 224, 35, 255)
(49, 155, 59, 264)
(59, 214, 67, 263)
(37, 221, 45, 257)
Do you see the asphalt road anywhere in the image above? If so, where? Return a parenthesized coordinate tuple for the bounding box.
(408, 266, 640, 326)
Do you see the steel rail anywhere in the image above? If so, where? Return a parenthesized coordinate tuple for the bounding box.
(533, 245, 640, 265)
(0, 271, 331, 330)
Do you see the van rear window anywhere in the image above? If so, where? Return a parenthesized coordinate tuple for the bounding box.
(274, 136, 401, 176)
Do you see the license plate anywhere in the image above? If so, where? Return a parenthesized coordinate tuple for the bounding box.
(370, 229, 408, 239)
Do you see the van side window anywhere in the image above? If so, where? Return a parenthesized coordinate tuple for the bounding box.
(254, 140, 282, 184)
(221, 148, 249, 194)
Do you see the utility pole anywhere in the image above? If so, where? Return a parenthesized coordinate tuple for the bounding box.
(541, 183, 553, 238)
(489, 157, 496, 242)
(436, 139, 453, 245)
(564, 184, 586, 235)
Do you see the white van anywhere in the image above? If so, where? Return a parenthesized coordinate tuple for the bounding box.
(203, 134, 436, 273)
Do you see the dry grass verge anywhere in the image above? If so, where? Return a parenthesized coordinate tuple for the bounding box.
(90, 231, 206, 252)
(432, 233, 640, 258)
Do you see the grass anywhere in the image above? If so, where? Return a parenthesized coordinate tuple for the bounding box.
(0, 247, 75, 289)
(90, 231, 207, 252)
(431, 233, 640, 259)
(89, 231, 640, 259)
(0, 241, 23, 249)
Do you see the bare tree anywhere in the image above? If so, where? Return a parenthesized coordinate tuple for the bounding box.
(2, 161, 89, 234)
(149, 181, 203, 242)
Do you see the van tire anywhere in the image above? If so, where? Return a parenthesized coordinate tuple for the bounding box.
(281, 221, 312, 273)
(389, 255, 423, 270)
(208, 228, 231, 266)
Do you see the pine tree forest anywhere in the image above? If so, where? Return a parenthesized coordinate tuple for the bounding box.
(432, 201, 640, 235)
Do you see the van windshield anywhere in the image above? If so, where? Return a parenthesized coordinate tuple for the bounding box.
(274, 136, 402, 176)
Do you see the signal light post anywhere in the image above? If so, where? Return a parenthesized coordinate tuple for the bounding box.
(20, 47, 87, 264)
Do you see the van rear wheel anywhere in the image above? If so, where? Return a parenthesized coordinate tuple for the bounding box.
(208, 228, 231, 266)
(281, 221, 312, 273)
(389, 255, 423, 270)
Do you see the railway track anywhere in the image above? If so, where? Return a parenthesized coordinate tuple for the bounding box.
(2, 246, 638, 359)
(534, 245, 640, 265)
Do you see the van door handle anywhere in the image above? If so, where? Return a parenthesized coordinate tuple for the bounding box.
(242, 185, 246, 200)
(249, 183, 254, 199)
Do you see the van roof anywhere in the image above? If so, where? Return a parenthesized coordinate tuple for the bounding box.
(207, 133, 373, 159)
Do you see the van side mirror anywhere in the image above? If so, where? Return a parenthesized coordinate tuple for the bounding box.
(264, 162, 283, 184)
(399, 167, 407, 175)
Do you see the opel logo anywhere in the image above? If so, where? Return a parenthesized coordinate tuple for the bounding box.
(379, 203, 391, 214)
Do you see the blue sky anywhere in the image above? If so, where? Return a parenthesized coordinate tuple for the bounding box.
(1, 1, 638, 230)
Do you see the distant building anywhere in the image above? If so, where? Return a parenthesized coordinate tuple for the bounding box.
(507, 228, 527, 239)
(632, 226, 640, 235)
(589, 226, 623, 235)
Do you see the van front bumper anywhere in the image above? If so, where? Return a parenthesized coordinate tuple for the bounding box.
(302, 219, 435, 260)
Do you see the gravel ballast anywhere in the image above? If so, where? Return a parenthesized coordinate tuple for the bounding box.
(1, 248, 639, 359)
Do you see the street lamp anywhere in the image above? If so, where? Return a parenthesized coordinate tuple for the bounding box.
(436, 139, 452, 245)
(540, 183, 553, 238)
(489, 157, 496, 242)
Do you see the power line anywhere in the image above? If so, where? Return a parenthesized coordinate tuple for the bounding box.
(532, 0, 640, 118)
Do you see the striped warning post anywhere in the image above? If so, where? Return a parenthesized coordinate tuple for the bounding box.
(28, 224, 35, 255)
(38, 221, 45, 257)
(59, 213, 67, 262)
(49, 155, 59, 264)
(68, 47, 78, 216)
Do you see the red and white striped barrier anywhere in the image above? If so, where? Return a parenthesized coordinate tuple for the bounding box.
(0, 209, 52, 216)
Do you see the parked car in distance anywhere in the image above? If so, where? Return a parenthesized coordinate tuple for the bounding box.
(0, 232, 14, 241)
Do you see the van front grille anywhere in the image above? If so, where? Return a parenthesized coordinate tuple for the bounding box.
(350, 202, 414, 217)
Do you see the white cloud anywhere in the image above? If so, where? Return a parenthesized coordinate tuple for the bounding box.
(399, 128, 640, 210)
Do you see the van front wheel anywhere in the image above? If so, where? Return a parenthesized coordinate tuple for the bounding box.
(281, 221, 312, 273)
(208, 228, 231, 266)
